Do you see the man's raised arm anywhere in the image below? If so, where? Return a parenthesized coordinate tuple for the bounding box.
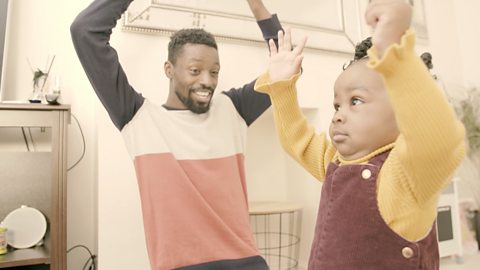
(71, 0, 144, 131)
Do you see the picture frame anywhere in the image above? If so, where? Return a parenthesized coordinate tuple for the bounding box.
(122, 0, 363, 54)
(122, 0, 429, 54)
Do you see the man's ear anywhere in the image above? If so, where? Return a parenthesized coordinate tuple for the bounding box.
(164, 61, 173, 79)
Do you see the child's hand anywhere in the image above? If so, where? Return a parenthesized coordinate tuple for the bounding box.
(366, 0, 413, 57)
(267, 28, 307, 82)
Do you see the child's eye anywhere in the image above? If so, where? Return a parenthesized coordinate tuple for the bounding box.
(351, 98, 364, 106)
(333, 103, 340, 111)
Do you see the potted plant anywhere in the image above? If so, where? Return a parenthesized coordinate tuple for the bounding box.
(453, 87, 480, 249)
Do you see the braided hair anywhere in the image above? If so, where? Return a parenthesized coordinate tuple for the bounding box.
(343, 37, 434, 72)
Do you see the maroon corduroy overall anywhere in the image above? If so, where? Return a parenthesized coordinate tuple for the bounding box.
(308, 151, 439, 270)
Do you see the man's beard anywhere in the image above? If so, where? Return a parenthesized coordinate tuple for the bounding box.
(175, 87, 214, 114)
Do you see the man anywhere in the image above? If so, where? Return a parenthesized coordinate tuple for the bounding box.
(71, 0, 282, 269)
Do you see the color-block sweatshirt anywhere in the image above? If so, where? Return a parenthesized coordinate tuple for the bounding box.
(255, 30, 466, 242)
(71, 0, 282, 269)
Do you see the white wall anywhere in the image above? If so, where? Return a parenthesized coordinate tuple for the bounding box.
(453, 1, 480, 87)
(2, 0, 478, 269)
(447, 1, 480, 208)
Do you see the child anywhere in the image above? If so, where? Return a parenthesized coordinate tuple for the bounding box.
(255, 0, 465, 269)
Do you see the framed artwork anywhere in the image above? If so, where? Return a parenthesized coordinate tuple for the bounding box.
(122, 0, 363, 54)
(122, 0, 429, 53)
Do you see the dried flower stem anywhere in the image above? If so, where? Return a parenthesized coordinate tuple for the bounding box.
(39, 55, 56, 93)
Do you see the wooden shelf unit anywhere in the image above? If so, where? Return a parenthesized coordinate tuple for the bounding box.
(0, 246, 50, 268)
(0, 103, 70, 270)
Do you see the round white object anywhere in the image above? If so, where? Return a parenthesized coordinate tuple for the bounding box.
(2, 206, 47, 249)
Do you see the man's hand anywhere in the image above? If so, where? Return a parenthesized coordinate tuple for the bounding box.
(365, 0, 413, 57)
(267, 29, 307, 82)
(247, 0, 271, 20)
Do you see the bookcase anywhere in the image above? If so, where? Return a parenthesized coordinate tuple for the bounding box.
(0, 103, 70, 270)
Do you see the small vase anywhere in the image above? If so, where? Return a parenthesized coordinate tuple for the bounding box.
(29, 74, 47, 103)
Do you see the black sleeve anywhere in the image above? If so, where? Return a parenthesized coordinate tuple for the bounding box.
(223, 14, 283, 126)
(70, 0, 144, 131)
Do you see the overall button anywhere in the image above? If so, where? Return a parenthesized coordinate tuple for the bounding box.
(402, 247, 414, 259)
(361, 169, 372, 180)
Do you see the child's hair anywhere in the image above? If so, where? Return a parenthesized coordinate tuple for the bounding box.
(343, 37, 433, 71)
(420, 52, 433, 70)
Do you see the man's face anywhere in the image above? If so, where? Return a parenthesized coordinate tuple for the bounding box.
(165, 44, 220, 114)
(329, 59, 399, 160)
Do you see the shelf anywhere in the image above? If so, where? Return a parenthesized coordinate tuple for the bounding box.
(0, 246, 50, 268)
(0, 105, 70, 269)
(0, 103, 70, 111)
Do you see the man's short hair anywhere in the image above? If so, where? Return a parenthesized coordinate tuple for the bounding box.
(168, 28, 218, 64)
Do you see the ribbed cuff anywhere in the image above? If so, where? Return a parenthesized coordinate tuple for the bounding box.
(255, 72, 301, 122)
(254, 72, 301, 94)
(367, 29, 417, 76)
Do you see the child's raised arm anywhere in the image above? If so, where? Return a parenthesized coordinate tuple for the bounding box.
(254, 30, 334, 181)
(365, 0, 413, 58)
(366, 0, 466, 206)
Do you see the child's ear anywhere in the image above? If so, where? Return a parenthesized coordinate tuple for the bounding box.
(164, 61, 173, 79)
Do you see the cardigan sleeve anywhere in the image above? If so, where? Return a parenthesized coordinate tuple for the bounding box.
(368, 29, 466, 205)
(255, 72, 336, 181)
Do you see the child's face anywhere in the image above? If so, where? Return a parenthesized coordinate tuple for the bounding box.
(329, 59, 399, 160)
